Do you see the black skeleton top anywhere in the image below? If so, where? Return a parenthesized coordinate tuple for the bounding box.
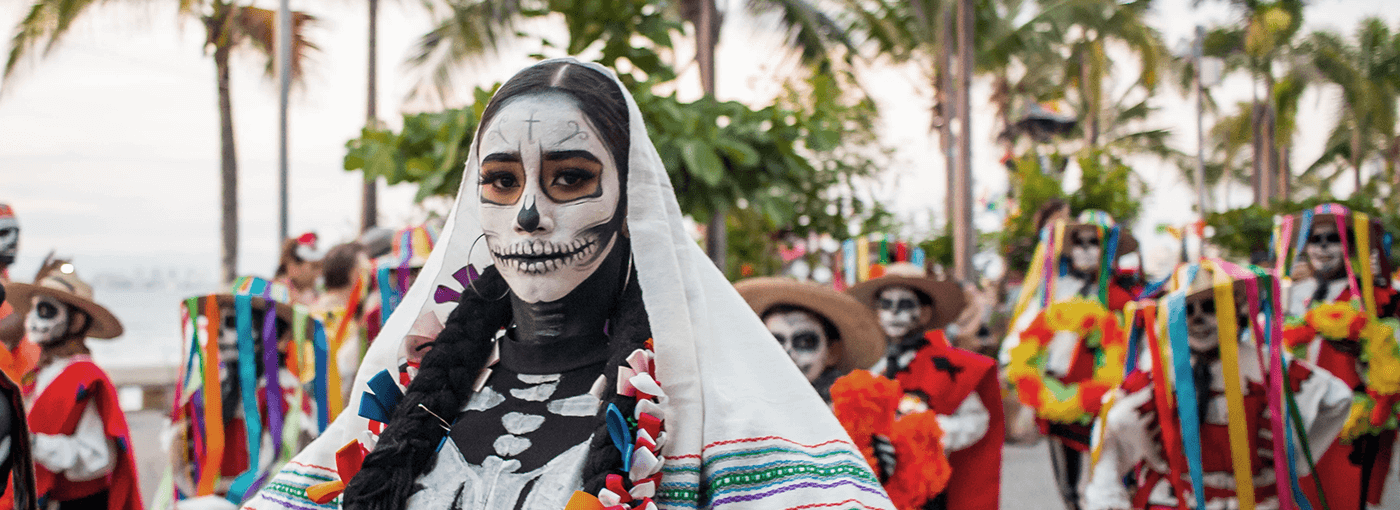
(407, 330, 608, 510)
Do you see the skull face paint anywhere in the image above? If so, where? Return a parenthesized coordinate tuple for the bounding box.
(478, 92, 621, 304)
(26, 295, 71, 345)
(877, 286, 923, 339)
(763, 309, 832, 382)
(0, 215, 17, 267)
(1305, 223, 1346, 279)
(1184, 297, 1219, 353)
(1069, 229, 1103, 274)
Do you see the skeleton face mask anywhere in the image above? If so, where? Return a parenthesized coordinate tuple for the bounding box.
(1069, 229, 1102, 274)
(478, 92, 622, 304)
(763, 309, 833, 382)
(877, 286, 924, 339)
(1306, 223, 1346, 279)
(26, 295, 71, 345)
(1184, 291, 1249, 353)
(0, 216, 17, 267)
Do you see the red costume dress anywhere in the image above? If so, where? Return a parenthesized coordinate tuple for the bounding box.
(890, 330, 1004, 510)
(24, 356, 141, 510)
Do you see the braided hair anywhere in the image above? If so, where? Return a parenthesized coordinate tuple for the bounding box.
(344, 60, 649, 509)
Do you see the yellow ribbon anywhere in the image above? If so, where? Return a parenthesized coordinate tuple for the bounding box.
(1355, 213, 1376, 315)
(856, 236, 870, 283)
(1206, 260, 1255, 510)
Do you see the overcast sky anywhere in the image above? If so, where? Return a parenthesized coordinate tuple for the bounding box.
(0, 0, 1393, 286)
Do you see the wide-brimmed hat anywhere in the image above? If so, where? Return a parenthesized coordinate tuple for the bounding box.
(6, 267, 123, 339)
(195, 276, 298, 323)
(735, 277, 885, 372)
(845, 262, 967, 331)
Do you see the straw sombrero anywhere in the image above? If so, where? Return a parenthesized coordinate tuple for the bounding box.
(5, 268, 123, 339)
(845, 262, 967, 331)
(735, 277, 885, 372)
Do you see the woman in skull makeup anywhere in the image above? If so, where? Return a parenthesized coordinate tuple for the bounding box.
(244, 59, 891, 510)
(1084, 262, 1352, 510)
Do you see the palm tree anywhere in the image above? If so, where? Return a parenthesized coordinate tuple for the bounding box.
(5, 1, 316, 282)
(1301, 18, 1400, 204)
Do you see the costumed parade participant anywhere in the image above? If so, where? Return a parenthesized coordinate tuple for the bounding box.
(734, 277, 884, 402)
(318, 243, 373, 403)
(0, 281, 38, 510)
(164, 277, 331, 509)
(1085, 260, 1352, 510)
(837, 262, 1004, 510)
(0, 204, 39, 383)
(275, 233, 326, 308)
(1001, 211, 1141, 510)
(1275, 204, 1400, 510)
(5, 266, 141, 510)
(241, 59, 892, 510)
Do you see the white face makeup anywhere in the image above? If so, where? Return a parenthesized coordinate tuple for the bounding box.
(1306, 223, 1346, 279)
(1184, 297, 1219, 352)
(0, 217, 17, 266)
(26, 295, 71, 345)
(478, 92, 621, 304)
(1069, 229, 1103, 274)
(877, 286, 923, 339)
(763, 309, 833, 382)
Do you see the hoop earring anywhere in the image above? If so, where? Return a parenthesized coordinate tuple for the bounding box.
(467, 233, 511, 301)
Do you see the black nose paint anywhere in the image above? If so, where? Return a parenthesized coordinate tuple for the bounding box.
(517, 201, 541, 232)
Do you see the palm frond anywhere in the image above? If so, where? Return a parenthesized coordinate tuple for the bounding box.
(749, 0, 858, 66)
(405, 0, 526, 102)
(223, 6, 317, 83)
(4, 0, 104, 82)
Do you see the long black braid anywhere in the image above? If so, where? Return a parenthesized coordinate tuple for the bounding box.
(342, 266, 513, 509)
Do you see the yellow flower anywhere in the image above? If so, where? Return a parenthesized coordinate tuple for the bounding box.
(1365, 335, 1400, 395)
(1006, 341, 1042, 381)
(1308, 302, 1361, 339)
(1340, 399, 1369, 443)
(1094, 344, 1127, 387)
(1046, 298, 1108, 334)
(1038, 389, 1088, 423)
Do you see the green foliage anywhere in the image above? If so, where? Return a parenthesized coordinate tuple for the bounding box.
(344, 86, 494, 202)
(1000, 149, 1144, 274)
(1205, 197, 1400, 262)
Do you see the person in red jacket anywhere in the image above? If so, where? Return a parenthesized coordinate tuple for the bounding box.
(847, 263, 1004, 510)
(6, 267, 140, 510)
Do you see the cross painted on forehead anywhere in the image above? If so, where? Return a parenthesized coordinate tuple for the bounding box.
(525, 112, 541, 141)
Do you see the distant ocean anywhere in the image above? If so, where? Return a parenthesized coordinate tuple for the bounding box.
(86, 286, 199, 370)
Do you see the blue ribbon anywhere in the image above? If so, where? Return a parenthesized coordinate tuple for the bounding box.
(378, 266, 397, 325)
(358, 369, 403, 424)
(313, 321, 330, 432)
(226, 295, 265, 504)
(1166, 291, 1207, 510)
(606, 404, 633, 472)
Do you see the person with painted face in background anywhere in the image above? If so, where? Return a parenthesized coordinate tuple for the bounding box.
(1085, 262, 1352, 510)
(242, 59, 893, 510)
(5, 266, 141, 510)
(844, 262, 1004, 510)
(1000, 211, 1142, 510)
(734, 277, 884, 402)
(275, 233, 326, 308)
(0, 204, 40, 384)
(1277, 205, 1400, 510)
